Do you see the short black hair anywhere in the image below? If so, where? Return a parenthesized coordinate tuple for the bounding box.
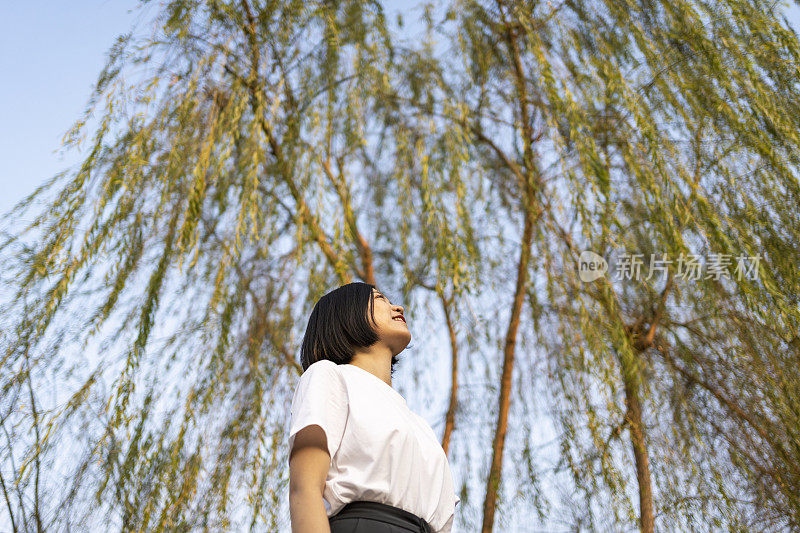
(300, 281, 400, 374)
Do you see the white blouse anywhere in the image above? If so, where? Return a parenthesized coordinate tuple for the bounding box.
(288, 359, 460, 533)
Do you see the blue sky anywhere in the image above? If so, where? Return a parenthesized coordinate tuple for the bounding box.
(0, 1, 141, 213)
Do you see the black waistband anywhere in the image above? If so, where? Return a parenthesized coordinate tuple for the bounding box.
(329, 500, 433, 533)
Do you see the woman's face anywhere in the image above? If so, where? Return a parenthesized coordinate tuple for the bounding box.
(370, 288, 411, 355)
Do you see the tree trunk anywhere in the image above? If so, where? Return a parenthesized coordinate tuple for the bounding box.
(481, 4, 541, 530)
(441, 292, 458, 455)
(481, 210, 535, 532)
(622, 361, 655, 533)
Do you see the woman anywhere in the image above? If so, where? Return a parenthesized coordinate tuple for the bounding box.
(288, 282, 460, 533)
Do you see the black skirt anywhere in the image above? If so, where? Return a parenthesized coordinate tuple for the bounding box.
(328, 501, 434, 533)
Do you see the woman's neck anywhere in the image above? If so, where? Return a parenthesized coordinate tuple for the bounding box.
(350, 346, 393, 387)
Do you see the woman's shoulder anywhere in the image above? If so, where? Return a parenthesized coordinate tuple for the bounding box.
(299, 359, 346, 387)
(291, 360, 348, 412)
(303, 358, 340, 375)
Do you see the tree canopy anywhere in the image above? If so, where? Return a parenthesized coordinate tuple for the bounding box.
(2, 1, 799, 531)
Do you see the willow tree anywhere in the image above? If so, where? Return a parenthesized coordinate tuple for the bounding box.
(4, 0, 800, 531)
(0, 1, 480, 530)
(393, 0, 800, 531)
(434, 0, 800, 531)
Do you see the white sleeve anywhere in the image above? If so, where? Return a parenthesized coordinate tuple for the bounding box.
(437, 512, 454, 533)
(288, 360, 349, 463)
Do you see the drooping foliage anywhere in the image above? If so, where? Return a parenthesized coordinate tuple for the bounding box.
(0, 2, 480, 530)
(1, 1, 799, 531)
(427, 0, 800, 530)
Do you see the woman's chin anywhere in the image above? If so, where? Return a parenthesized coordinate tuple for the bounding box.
(388, 333, 412, 355)
(399, 332, 412, 350)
